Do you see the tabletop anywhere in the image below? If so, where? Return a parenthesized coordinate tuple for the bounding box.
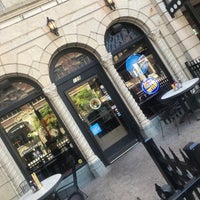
(19, 173, 62, 200)
(161, 78, 200, 100)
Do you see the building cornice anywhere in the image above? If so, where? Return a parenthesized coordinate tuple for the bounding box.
(0, 0, 69, 28)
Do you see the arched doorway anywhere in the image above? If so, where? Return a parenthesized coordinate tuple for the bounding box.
(0, 77, 84, 180)
(105, 22, 173, 118)
(50, 48, 141, 165)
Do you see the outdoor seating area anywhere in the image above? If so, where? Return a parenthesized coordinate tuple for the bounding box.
(81, 108, 200, 200)
(18, 156, 88, 200)
(17, 77, 200, 200)
(17, 76, 200, 200)
(158, 100, 183, 137)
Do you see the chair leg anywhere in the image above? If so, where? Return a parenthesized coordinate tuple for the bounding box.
(79, 189, 88, 199)
(174, 119, 180, 136)
(159, 120, 164, 138)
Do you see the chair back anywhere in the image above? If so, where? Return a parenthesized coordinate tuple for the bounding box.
(194, 89, 200, 107)
(54, 155, 80, 200)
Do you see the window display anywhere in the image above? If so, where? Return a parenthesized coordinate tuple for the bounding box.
(0, 96, 84, 179)
(105, 23, 172, 118)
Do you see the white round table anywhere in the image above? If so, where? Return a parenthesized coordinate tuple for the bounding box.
(160, 78, 200, 121)
(161, 78, 200, 100)
(19, 174, 62, 200)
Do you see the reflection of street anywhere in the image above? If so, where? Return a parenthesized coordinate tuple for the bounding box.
(1, 97, 71, 176)
(26, 136, 69, 171)
(87, 104, 121, 137)
(89, 98, 101, 110)
(95, 124, 127, 151)
(68, 76, 129, 155)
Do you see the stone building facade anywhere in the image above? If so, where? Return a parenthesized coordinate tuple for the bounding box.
(0, 0, 200, 199)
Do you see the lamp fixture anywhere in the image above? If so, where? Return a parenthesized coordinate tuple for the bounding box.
(163, 0, 186, 18)
(105, 0, 116, 11)
(47, 17, 59, 36)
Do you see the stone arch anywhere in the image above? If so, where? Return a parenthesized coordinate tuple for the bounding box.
(0, 64, 46, 88)
(38, 34, 108, 85)
(95, 9, 158, 45)
(93, 8, 187, 81)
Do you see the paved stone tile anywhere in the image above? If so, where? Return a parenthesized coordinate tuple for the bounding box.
(83, 114, 200, 200)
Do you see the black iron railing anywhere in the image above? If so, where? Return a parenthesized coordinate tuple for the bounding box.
(185, 57, 200, 79)
(143, 138, 200, 199)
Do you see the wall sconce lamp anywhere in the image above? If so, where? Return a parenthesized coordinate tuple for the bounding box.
(105, 0, 116, 11)
(47, 17, 59, 36)
(163, 0, 186, 18)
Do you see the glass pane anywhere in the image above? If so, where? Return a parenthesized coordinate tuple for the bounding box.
(54, 52, 94, 81)
(0, 79, 37, 112)
(105, 23, 171, 118)
(115, 41, 169, 104)
(0, 96, 83, 179)
(67, 76, 128, 151)
(105, 23, 143, 53)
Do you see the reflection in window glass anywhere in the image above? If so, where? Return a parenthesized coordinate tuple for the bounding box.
(1, 96, 84, 179)
(0, 79, 37, 112)
(53, 52, 93, 81)
(114, 41, 169, 103)
(105, 23, 171, 118)
(67, 76, 129, 152)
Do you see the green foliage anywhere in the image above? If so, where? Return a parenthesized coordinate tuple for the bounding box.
(32, 115, 40, 130)
(39, 103, 52, 117)
(71, 88, 97, 113)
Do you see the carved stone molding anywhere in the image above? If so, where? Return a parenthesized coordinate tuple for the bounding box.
(148, 29, 187, 81)
(43, 83, 58, 99)
(0, 138, 23, 191)
(101, 53, 113, 68)
(43, 83, 99, 164)
(101, 53, 150, 127)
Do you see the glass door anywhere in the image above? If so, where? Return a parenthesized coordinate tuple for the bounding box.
(65, 75, 138, 163)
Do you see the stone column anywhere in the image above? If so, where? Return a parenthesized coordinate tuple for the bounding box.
(43, 83, 107, 177)
(101, 53, 157, 138)
(148, 29, 188, 82)
(0, 137, 24, 197)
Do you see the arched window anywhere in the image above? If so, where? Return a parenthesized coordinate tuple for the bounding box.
(105, 23, 144, 54)
(50, 47, 140, 164)
(105, 22, 172, 118)
(50, 49, 97, 83)
(0, 77, 84, 180)
(0, 78, 41, 115)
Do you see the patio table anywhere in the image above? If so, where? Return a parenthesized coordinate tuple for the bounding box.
(19, 173, 62, 200)
(161, 78, 200, 121)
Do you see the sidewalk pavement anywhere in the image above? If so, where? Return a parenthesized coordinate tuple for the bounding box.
(82, 114, 200, 200)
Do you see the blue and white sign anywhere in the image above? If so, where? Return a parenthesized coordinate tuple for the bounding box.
(141, 77, 160, 95)
(90, 123, 102, 136)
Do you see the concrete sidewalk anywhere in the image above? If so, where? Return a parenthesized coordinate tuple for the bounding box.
(82, 114, 200, 200)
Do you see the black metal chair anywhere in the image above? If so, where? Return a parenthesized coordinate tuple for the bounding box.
(54, 156, 87, 200)
(158, 101, 184, 138)
(194, 88, 200, 107)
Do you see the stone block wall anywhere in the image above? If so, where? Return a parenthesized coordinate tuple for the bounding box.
(0, 1, 200, 199)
